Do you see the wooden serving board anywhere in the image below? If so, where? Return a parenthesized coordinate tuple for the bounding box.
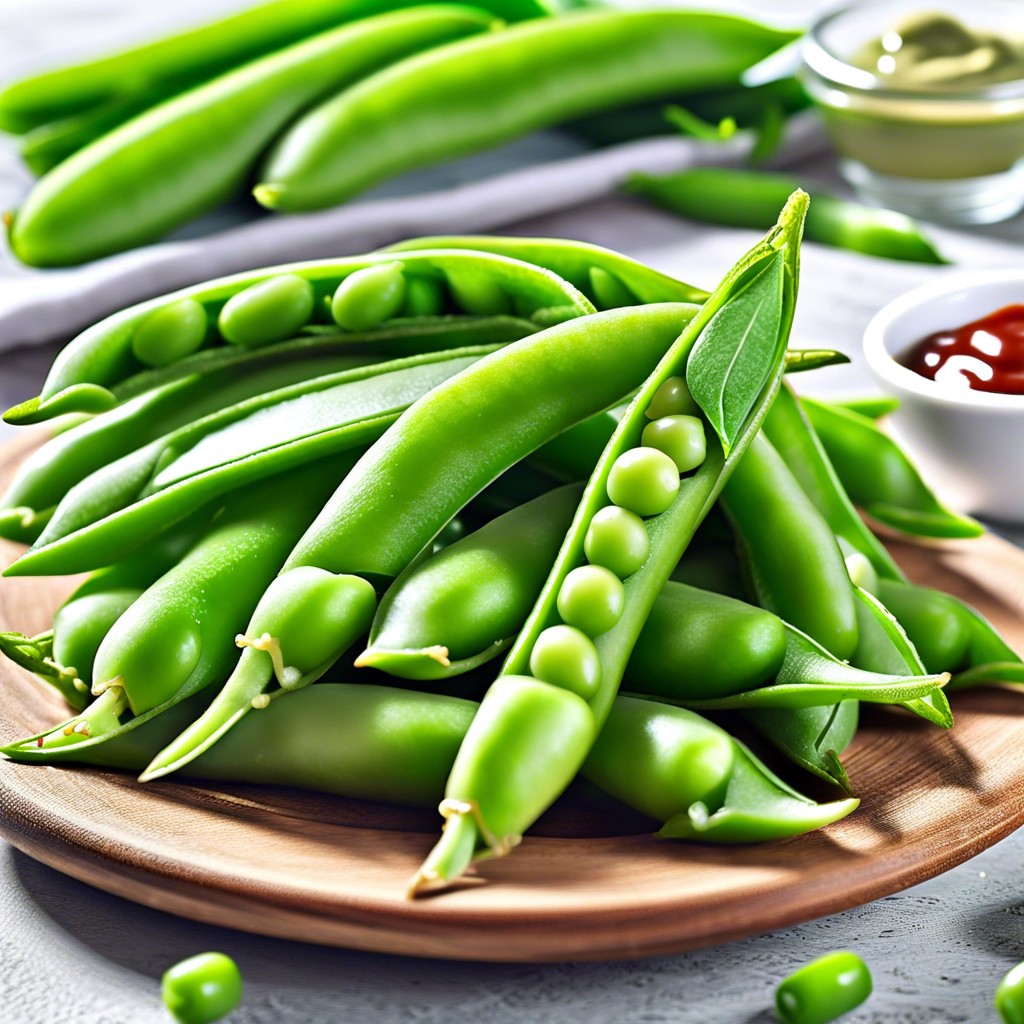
(0, 432, 1023, 962)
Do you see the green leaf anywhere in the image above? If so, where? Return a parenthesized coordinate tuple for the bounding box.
(686, 250, 785, 456)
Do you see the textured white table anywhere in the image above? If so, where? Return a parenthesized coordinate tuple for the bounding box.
(2, 1, 1024, 1022)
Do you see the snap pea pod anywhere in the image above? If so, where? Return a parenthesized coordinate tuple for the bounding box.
(762, 383, 904, 583)
(384, 235, 709, 305)
(0, 350, 378, 539)
(0, 0, 557, 135)
(2, 684, 856, 844)
(9, 347, 495, 577)
(5, 250, 590, 424)
(10, 7, 499, 267)
(139, 301, 702, 782)
(721, 431, 859, 660)
(800, 397, 983, 539)
(627, 167, 946, 265)
(409, 194, 806, 894)
(836, 396, 901, 420)
(255, 10, 799, 211)
(0, 631, 82, 712)
(16, 462, 348, 756)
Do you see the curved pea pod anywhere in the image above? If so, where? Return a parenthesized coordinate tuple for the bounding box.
(411, 193, 808, 894)
(762, 383, 904, 583)
(585, 697, 858, 843)
(875, 579, 970, 674)
(0, 349, 376, 536)
(18, 462, 340, 757)
(10, 7, 498, 267)
(800, 397, 983, 539)
(722, 430, 859, 661)
(8, 347, 493, 576)
(384, 235, 709, 306)
(255, 10, 799, 211)
(4, 249, 591, 425)
(356, 484, 582, 679)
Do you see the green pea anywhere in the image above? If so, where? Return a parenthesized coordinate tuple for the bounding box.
(161, 951, 242, 1024)
(403, 275, 445, 317)
(583, 505, 649, 578)
(646, 374, 699, 419)
(641, 414, 706, 473)
(606, 446, 680, 517)
(131, 298, 207, 367)
(556, 564, 625, 637)
(996, 960, 1024, 1024)
(218, 274, 314, 348)
(529, 625, 601, 700)
(588, 266, 636, 309)
(445, 265, 512, 314)
(839, 541, 879, 595)
(331, 261, 407, 331)
(775, 951, 872, 1024)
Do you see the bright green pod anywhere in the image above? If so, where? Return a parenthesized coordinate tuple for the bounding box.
(162, 952, 242, 1024)
(624, 581, 786, 700)
(219, 275, 315, 348)
(131, 298, 208, 367)
(775, 951, 873, 1024)
(556, 565, 625, 637)
(641, 414, 706, 473)
(996, 961, 1024, 1024)
(606, 446, 680, 517)
(588, 266, 637, 309)
(51, 587, 142, 689)
(331, 262, 407, 331)
(876, 579, 971, 674)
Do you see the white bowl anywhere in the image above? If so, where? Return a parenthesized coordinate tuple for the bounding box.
(863, 269, 1024, 523)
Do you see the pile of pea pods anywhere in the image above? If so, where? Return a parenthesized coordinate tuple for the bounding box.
(1, 194, 1021, 898)
(0, 1, 800, 266)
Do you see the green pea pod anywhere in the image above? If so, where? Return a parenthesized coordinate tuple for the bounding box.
(255, 11, 799, 210)
(8, 347, 494, 576)
(410, 192, 807, 894)
(837, 396, 901, 419)
(384, 235, 709, 305)
(139, 301, 702, 783)
(5, 250, 589, 424)
(875, 579, 970, 674)
(10, 7, 498, 266)
(627, 167, 946, 265)
(721, 430, 859, 660)
(762, 383, 904, 582)
(800, 397, 983, 539)
(18, 462, 341, 755)
(0, 349, 377, 534)
(357, 483, 583, 679)
(589, 698, 858, 843)
(0, 0, 557, 134)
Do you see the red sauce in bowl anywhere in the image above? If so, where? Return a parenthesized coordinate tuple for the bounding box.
(900, 303, 1024, 395)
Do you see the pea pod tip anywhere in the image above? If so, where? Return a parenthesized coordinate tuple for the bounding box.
(252, 183, 285, 210)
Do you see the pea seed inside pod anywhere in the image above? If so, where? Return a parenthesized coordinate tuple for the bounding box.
(557, 565, 625, 637)
(131, 298, 208, 367)
(606, 447, 680, 517)
(218, 274, 314, 348)
(583, 505, 650, 578)
(331, 261, 407, 331)
(528, 625, 602, 700)
(588, 266, 636, 310)
(445, 265, 512, 315)
(402, 275, 445, 317)
(645, 374, 700, 419)
(641, 414, 706, 473)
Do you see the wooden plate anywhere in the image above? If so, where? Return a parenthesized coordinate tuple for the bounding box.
(0, 432, 1023, 962)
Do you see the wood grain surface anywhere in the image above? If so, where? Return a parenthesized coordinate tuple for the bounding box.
(0, 432, 1022, 962)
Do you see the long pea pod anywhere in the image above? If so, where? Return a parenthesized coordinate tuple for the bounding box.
(0, 349, 379, 539)
(627, 167, 946, 265)
(409, 192, 807, 895)
(139, 301, 702, 782)
(762, 383, 904, 583)
(5, 249, 591, 425)
(9, 7, 498, 267)
(0, 0, 558, 134)
(800, 397, 983, 539)
(8, 347, 496, 576)
(384, 235, 709, 305)
(255, 10, 799, 211)
(2, 685, 856, 844)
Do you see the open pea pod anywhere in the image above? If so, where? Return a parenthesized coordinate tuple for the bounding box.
(4, 250, 592, 425)
(800, 396, 983, 540)
(409, 193, 808, 894)
(8, 347, 493, 577)
(383, 235, 709, 307)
